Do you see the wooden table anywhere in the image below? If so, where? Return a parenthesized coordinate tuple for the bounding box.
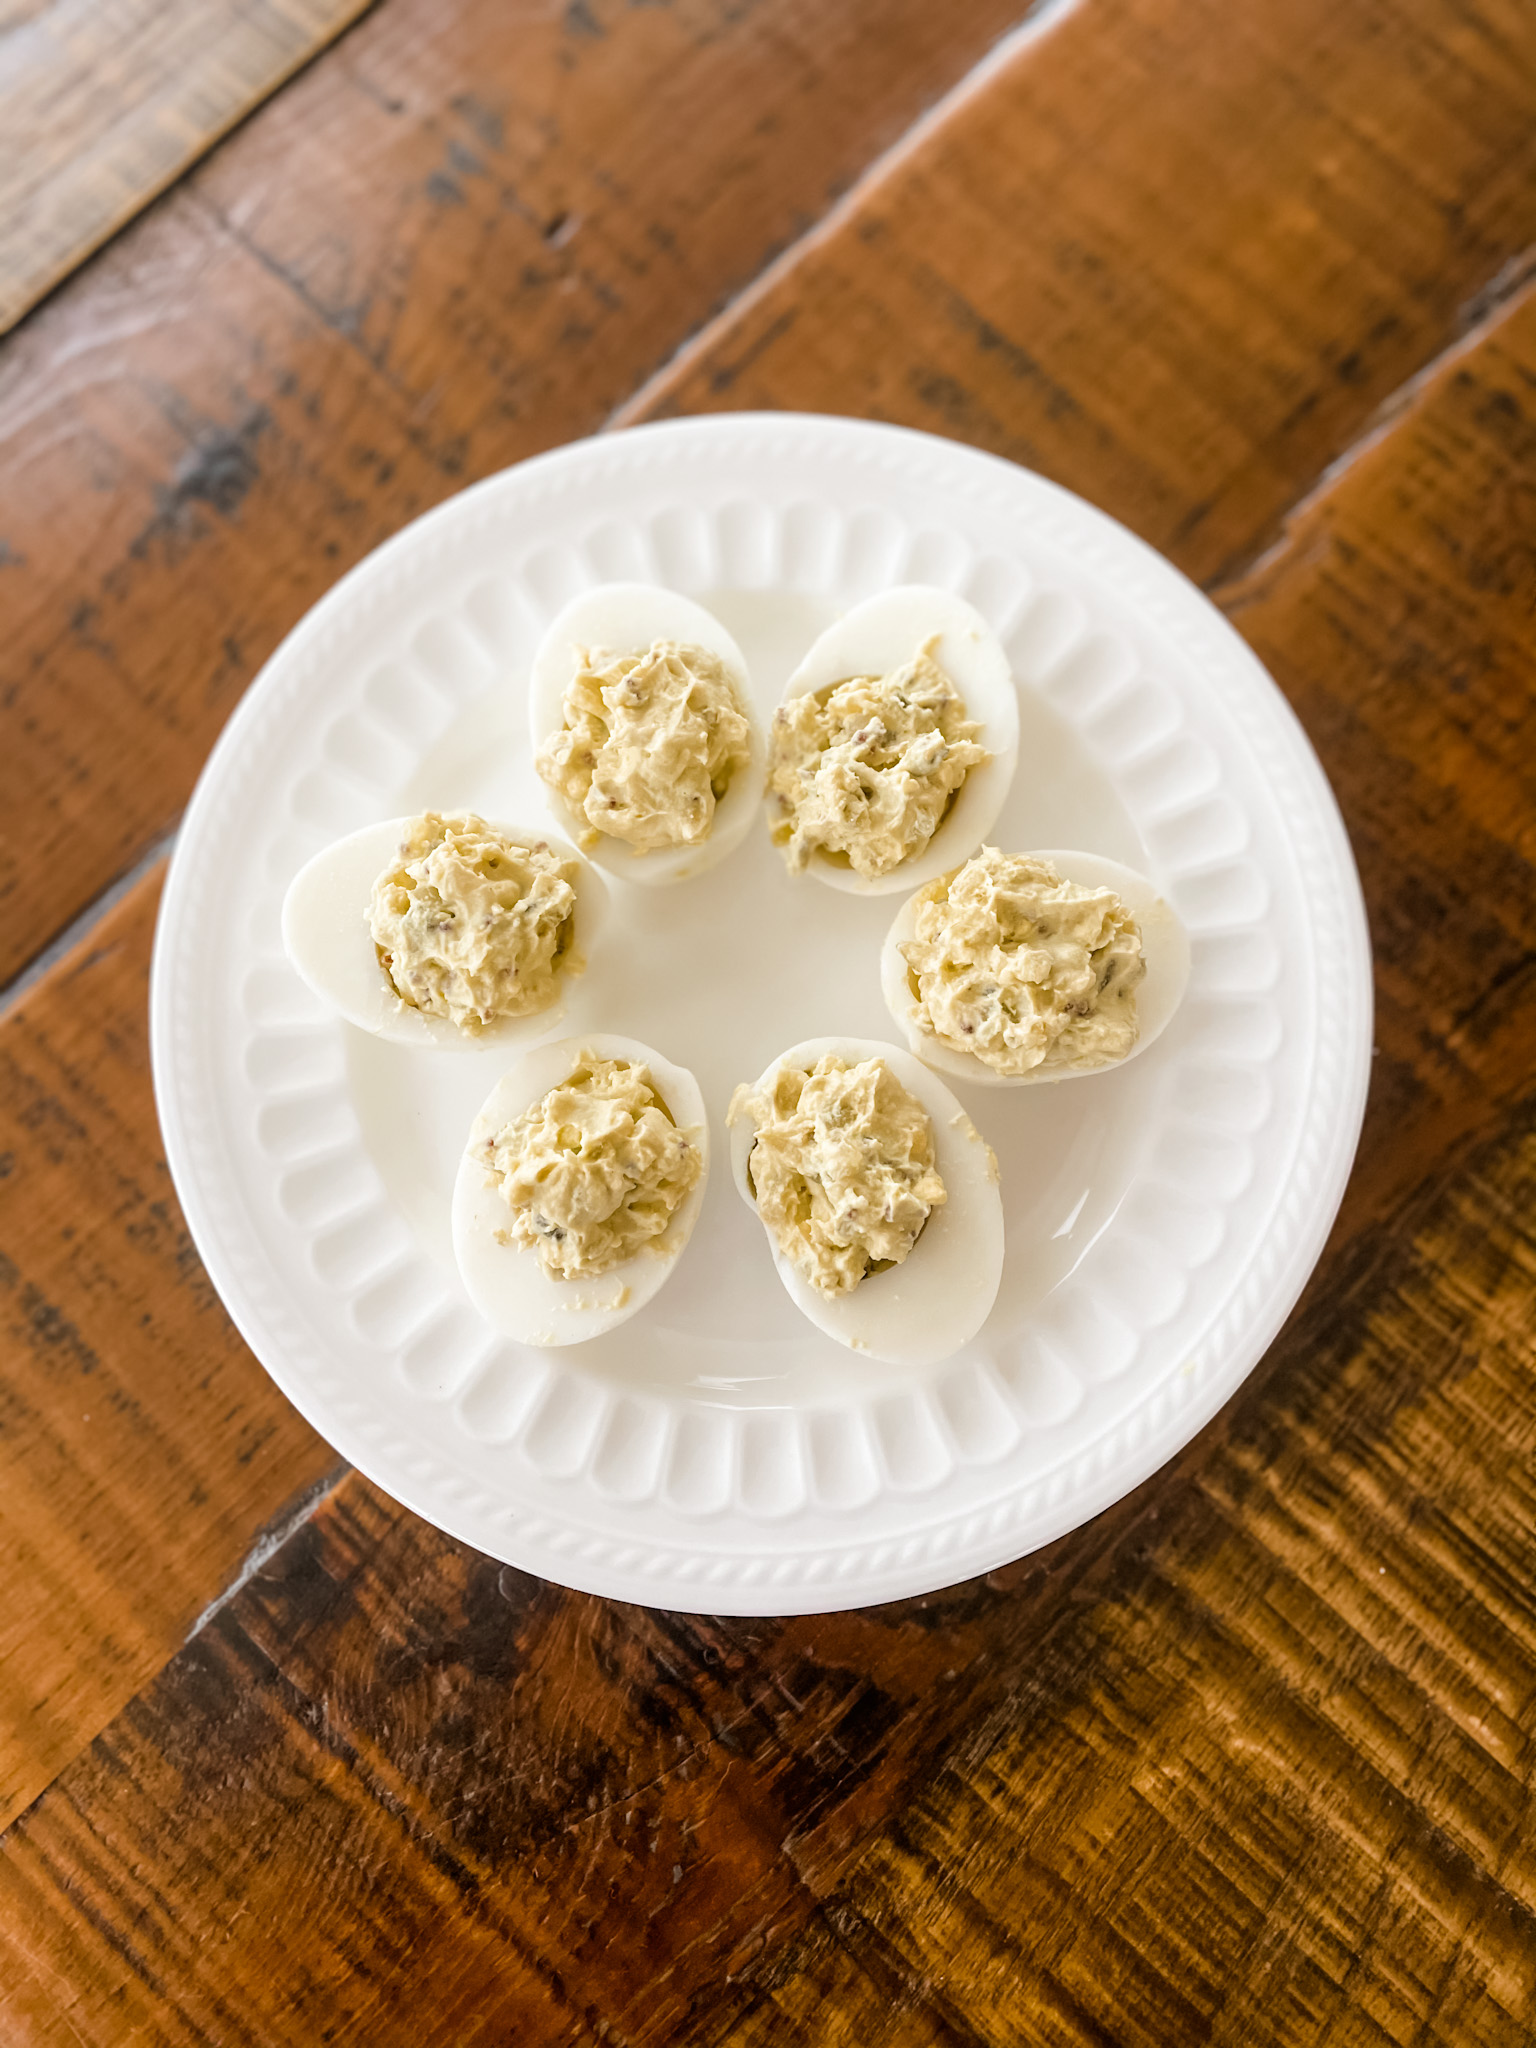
(2, 0, 1534, 2038)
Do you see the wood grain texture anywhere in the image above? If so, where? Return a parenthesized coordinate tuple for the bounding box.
(1, 1101, 1531, 2043)
(706, 277, 1536, 2037)
(0, 0, 375, 334)
(0, 0, 1030, 1869)
(706, 1107, 1536, 2047)
(4, 0, 1536, 2031)
(5, 0, 1536, 998)
(0, 1489, 1052, 2044)
(0, 875, 341, 1833)
(1219, 292, 1536, 1242)
(1, 162, 1533, 2048)
(0, 0, 1031, 995)
(626, 0, 1536, 595)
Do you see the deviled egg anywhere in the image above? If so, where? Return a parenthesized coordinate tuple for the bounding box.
(283, 811, 604, 1052)
(881, 848, 1190, 1088)
(530, 583, 762, 886)
(765, 585, 1019, 895)
(727, 1036, 1004, 1367)
(453, 1034, 708, 1347)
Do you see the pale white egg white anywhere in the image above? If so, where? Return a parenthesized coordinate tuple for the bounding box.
(281, 816, 604, 1053)
(728, 1035, 1004, 1368)
(452, 1033, 709, 1347)
(769, 585, 1019, 896)
(880, 849, 1191, 1089)
(528, 583, 763, 887)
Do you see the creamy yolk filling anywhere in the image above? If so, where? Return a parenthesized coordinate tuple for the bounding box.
(476, 1057, 701, 1281)
(729, 1054, 946, 1296)
(766, 641, 987, 879)
(536, 638, 751, 853)
(901, 848, 1145, 1076)
(368, 811, 578, 1033)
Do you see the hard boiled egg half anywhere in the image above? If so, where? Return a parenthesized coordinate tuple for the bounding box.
(728, 1035, 1004, 1368)
(767, 585, 1019, 895)
(529, 583, 763, 886)
(452, 1033, 708, 1347)
(880, 848, 1191, 1089)
(282, 814, 604, 1053)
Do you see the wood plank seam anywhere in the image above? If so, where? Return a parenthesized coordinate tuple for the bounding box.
(166, 4, 1085, 417)
(0, 0, 384, 340)
(1225, 250, 1536, 589)
(625, 237, 1536, 610)
(1457, 240, 1536, 333)
(180, 1457, 349, 1647)
(0, 824, 178, 1022)
(605, 0, 1083, 432)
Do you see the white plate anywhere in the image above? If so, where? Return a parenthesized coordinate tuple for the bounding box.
(151, 414, 1372, 1616)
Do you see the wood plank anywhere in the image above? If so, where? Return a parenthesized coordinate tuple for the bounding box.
(1, 226, 1532, 2045)
(0, 1487, 1056, 2045)
(1, 1100, 1530, 2042)
(0, 0, 1032, 994)
(710, 1102, 1536, 2047)
(0, 874, 341, 1833)
(1217, 300, 1536, 1241)
(0, 0, 375, 334)
(627, 0, 1536, 598)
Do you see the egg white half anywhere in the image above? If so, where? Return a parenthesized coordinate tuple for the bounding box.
(768, 585, 1019, 896)
(452, 1033, 709, 1347)
(529, 583, 763, 887)
(281, 816, 604, 1053)
(880, 848, 1191, 1089)
(728, 1035, 1004, 1367)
